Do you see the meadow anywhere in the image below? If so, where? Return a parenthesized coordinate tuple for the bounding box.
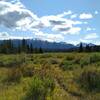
(0, 53, 100, 100)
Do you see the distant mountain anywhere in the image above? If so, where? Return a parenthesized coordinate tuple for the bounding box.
(0, 39, 75, 51)
(0, 39, 97, 52)
(77, 42, 96, 47)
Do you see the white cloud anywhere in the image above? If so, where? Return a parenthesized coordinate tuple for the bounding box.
(40, 15, 68, 27)
(76, 33, 99, 45)
(79, 13, 93, 19)
(53, 25, 81, 35)
(79, 38, 92, 43)
(0, 0, 39, 30)
(0, 32, 9, 37)
(0, 31, 33, 40)
(0, 0, 7, 1)
(83, 22, 88, 24)
(66, 40, 79, 45)
(52, 25, 70, 32)
(39, 13, 82, 35)
(57, 11, 72, 17)
(86, 27, 92, 31)
(40, 15, 82, 27)
(86, 27, 96, 31)
(65, 27, 81, 35)
(79, 38, 100, 45)
(0, 0, 98, 43)
(0, 0, 74, 41)
(95, 11, 98, 15)
(34, 31, 64, 42)
(84, 33, 99, 39)
(70, 14, 77, 19)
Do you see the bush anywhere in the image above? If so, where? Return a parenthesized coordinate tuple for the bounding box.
(89, 54, 100, 64)
(24, 76, 45, 100)
(0, 59, 24, 68)
(49, 58, 59, 64)
(4, 68, 22, 83)
(80, 54, 100, 67)
(0, 61, 4, 67)
(20, 65, 34, 77)
(59, 60, 74, 70)
(65, 55, 74, 61)
(78, 69, 100, 92)
(24, 76, 55, 100)
(80, 57, 90, 68)
(43, 77, 55, 93)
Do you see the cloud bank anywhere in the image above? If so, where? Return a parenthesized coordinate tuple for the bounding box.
(0, 0, 99, 43)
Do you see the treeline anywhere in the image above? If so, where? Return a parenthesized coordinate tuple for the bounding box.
(0, 39, 43, 54)
(78, 43, 100, 52)
(0, 40, 100, 54)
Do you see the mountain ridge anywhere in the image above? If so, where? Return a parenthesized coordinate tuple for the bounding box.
(0, 39, 97, 51)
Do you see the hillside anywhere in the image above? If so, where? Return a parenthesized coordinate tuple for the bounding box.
(0, 39, 75, 51)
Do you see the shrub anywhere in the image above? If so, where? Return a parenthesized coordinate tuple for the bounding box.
(80, 57, 90, 68)
(24, 76, 45, 100)
(0, 59, 24, 68)
(79, 54, 100, 68)
(21, 65, 34, 77)
(0, 61, 4, 67)
(65, 55, 74, 61)
(89, 54, 100, 64)
(24, 76, 55, 100)
(73, 58, 81, 64)
(6, 60, 22, 68)
(78, 69, 100, 92)
(4, 68, 22, 83)
(59, 60, 74, 70)
(43, 77, 55, 94)
(49, 58, 59, 64)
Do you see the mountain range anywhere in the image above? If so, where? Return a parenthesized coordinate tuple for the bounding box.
(0, 39, 97, 51)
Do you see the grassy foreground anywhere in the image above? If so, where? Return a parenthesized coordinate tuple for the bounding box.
(0, 53, 100, 100)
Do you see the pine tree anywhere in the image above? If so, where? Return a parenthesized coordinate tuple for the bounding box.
(79, 43, 83, 52)
(17, 42, 21, 54)
(39, 47, 43, 53)
(85, 45, 91, 52)
(21, 39, 27, 53)
(30, 44, 34, 53)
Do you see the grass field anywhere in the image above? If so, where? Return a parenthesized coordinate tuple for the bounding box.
(0, 53, 100, 100)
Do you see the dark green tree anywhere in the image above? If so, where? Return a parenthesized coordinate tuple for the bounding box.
(30, 44, 34, 53)
(85, 45, 91, 52)
(21, 39, 27, 53)
(79, 43, 83, 52)
(39, 47, 43, 53)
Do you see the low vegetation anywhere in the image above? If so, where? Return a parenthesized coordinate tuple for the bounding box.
(0, 53, 100, 100)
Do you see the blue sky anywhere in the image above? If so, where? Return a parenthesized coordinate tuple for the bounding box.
(0, 0, 100, 45)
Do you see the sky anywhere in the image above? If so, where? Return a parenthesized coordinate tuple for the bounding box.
(0, 0, 100, 45)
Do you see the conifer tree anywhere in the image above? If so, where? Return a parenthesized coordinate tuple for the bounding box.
(79, 43, 83, 52)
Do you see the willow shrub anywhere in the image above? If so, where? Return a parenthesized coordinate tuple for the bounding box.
(78, 69, 100, 92)
(24, 76, 55, 100)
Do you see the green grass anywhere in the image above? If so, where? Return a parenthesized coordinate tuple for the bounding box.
(0, 53, 100, 100)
